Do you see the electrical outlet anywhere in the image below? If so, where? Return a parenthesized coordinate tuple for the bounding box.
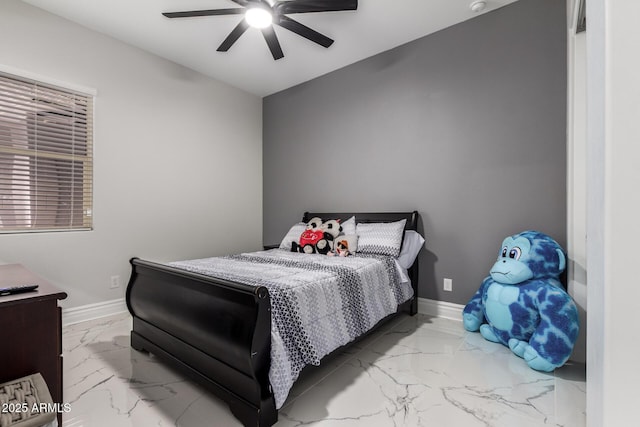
(443, 278, 453, 292)
(110, 275, 121, 289)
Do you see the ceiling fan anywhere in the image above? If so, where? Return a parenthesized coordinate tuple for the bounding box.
(162, 0, 358, 60)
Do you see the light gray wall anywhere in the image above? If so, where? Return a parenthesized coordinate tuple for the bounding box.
(263, 0, 567, 305)
(0, 0, 263, 308)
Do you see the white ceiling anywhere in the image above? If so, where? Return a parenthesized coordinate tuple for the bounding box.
(21, 0, 519, 97)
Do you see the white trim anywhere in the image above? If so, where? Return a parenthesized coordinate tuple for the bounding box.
(417, 297, 464, 322)
(62, 298, 127, 326)
(0, 63, 97, 96)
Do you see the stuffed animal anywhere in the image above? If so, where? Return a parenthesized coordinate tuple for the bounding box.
(462, 230, 579, 372)
(334, 239, 351, 257)
(291, 217, 324, 254)
(316, 219, 342, 255)
(328, 235, 357, 257)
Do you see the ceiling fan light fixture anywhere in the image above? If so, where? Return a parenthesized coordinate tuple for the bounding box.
(245, 7, 273, 29)
(162, 0, 358, 60)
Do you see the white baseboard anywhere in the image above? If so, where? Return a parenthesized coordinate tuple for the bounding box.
(62, 298, 127, 326)
(417, 297, 464, 322)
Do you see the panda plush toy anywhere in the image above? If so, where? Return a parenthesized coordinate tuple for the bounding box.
(291, 217, 324, 254)
(291, 218, 343, 255)
(315, 219, 342, 255)
(463, 231, 579, 372)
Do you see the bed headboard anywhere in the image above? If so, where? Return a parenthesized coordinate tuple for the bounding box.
(302, 211, 418, 231)
(301, 211, 420, 315)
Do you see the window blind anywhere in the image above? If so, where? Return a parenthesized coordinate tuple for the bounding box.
(0, 71, 93, 232)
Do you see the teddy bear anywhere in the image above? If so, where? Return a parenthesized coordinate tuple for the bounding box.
(315, 219, 342, 255)
(291, 217, 324, 254)
(462, 230, 579, 372)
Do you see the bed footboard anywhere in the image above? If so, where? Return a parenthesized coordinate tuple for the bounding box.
(125, 258, 277, 427)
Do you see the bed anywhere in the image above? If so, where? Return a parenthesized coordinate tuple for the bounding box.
(125, 211, 420, 427)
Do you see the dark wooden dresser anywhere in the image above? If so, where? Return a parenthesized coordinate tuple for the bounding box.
(0, 264, 67, 425)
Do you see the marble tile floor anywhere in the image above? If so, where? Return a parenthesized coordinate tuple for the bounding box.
(61, 312, 586, 427)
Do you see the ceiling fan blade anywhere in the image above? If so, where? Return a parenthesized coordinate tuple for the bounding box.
(261, 26, 284, 60)
(275, 15, 333, 48)
(163, 8, 246, 18)
(274, 0, 357, 14)
(217, 19, 250, 52)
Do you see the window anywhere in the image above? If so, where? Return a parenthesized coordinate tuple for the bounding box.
(0, 71, 94, 233)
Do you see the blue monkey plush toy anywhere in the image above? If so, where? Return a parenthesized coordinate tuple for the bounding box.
(463, 231, 579, 372)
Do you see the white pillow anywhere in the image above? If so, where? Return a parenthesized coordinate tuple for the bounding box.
(356, 219, 407, 257)
(340, 216, 356, 235)
(279, 222, 306, 249)
(397, 230, 425, 269)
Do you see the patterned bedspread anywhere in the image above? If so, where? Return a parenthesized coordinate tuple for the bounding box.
(169, 249, 413, 408)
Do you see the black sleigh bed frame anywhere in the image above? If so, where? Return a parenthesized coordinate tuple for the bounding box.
(126, 211, 419, 427)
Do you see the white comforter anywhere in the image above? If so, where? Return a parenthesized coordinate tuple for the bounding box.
(170, 249, 413, 408)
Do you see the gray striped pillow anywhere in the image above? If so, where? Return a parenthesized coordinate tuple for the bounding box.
(356, 219, 406, 257)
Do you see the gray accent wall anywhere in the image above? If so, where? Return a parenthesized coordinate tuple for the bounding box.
(263, 0, 567, 305)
